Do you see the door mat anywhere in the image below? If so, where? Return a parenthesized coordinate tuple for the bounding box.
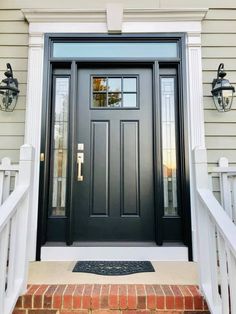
(72, 261, 155, 276)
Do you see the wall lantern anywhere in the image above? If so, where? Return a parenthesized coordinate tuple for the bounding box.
(0, 63, 20, 112)
(211, 63, 235, 112)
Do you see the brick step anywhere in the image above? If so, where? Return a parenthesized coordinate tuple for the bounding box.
(14, 284, 210, 314)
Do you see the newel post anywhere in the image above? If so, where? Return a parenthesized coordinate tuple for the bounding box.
(193, 147, 209, 190)
(16, 144, 34, 292)
(193, 147, 211, 291)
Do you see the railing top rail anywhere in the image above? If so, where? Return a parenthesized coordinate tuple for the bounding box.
(198, 187, 236, 256)
(0, 157, 19, 171)
(209, 167, 236, 174)
(0, 185, 28, 233)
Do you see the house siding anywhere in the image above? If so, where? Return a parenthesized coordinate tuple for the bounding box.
(0, 2, 236, 173)
(202, 9, 236, 169)
(0, 9, 28, 162)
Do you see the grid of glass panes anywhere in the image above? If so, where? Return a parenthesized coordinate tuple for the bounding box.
(92, 76, 137, 108)
(51, 77, 69, 216)
(161, 77, 178, 216)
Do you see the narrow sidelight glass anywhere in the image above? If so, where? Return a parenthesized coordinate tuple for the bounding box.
(51, 77, 69, 216)
(161, 77, 178, 216)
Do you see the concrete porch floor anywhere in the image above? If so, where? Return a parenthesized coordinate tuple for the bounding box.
(28, 261, 199, 285)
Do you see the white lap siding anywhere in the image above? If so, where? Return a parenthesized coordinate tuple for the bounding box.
(0, 9, 28, 162)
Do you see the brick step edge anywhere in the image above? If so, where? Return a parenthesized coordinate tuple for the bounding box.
(14, 284, 210, 313)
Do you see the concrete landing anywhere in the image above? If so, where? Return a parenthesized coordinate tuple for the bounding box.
(28, 261, 198, 285)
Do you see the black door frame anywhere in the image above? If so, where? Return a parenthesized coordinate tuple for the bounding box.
(37, 34, 192, 260)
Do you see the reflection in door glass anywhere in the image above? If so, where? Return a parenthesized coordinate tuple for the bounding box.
(51, 77, 69, 216)
(92, 76, 138, 108)
(161, 77, 178, 216)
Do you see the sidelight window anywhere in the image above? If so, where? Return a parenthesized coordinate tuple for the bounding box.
(50, 77, 70, 217)
(161, 77, 178, 217)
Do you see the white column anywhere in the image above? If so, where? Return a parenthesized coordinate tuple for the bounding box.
(24, 32, 44, 260)
(187, 32, 206, 261)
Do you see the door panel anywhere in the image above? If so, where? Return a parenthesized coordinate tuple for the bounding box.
(90, 120, 109, 216)
(73, 67, 155, 241)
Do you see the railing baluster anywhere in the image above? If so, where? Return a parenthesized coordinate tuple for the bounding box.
(232, 176, 236, 223)
(227, 249, 236, 314)
(217, 232, 229, 314)
(0, 171, 4, 205)
(6, 212, 18, 297)
(0, 223, 10, 313)
(208, 218, 221, 308)
(14, 171, 19, 189)
(220, 172, 232, 219)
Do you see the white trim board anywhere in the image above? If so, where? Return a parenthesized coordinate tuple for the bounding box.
(22, 8, 208, 262)
(41, 246, 188, 261)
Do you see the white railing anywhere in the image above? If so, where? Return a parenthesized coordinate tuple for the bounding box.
(0, 158, 19, 205)
(0, 145, 34, 314)
(209, 158, 236, 224)
(194, 147, 236, 314)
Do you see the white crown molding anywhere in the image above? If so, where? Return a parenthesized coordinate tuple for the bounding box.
(22, 8, 208, 23)
(123, 8, 208, 22)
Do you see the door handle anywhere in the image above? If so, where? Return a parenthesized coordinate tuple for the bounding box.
(77, 152, 84, 181)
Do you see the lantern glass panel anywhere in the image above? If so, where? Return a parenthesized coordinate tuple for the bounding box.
(0, 89, 18, 112)
(222, 89, 233, 109)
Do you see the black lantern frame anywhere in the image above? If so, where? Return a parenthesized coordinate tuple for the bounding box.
(0, 63, 20, 112)
(211, 63, 235, 112)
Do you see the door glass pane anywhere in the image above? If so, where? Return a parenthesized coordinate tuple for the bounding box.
(93, 77, 107, 91)
(123, 93, 137, 107)
(51, 77, 69, 216)
(108, 78, 121, 92)
(92, 76, 138, 108)
(161, 77, 178, 216)
(123, 78, 137, 92)
(93, 93, 107, 107)
(53, 42, 178, 58)
(108, 93, 122, 107)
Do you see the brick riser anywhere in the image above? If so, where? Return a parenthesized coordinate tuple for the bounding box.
(14, 284, 210, 314)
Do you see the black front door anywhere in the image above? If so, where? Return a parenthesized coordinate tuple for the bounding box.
(41, 61, 188, 250)
(73, 67, 155, 241)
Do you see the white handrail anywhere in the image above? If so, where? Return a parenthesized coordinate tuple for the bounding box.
(194, 147, 236, 314)
(0, 185, 28, 233)
(198, 188, 236, 256)
(0, 145, 34, 314)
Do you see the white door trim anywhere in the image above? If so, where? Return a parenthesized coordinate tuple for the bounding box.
(23, 9, 208, 261)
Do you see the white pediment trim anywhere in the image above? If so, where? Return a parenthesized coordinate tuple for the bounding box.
(22, 8, 208, 23)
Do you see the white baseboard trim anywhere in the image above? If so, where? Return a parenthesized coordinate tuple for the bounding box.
(41, 246, 188, 261)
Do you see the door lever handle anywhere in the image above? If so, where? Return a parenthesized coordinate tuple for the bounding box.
(77, 152, 84, 181)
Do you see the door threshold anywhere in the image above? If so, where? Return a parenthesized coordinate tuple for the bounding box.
(43, 241, 185, 247)
(40, 245, 188, 261)
(44, 241, 159, 247)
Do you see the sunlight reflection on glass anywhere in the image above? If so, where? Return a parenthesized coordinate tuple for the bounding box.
(161, 77, 178, 216)
(51, 77, 69, 216)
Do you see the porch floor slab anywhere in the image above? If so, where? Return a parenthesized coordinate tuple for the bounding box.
(28, 261, 198, 285)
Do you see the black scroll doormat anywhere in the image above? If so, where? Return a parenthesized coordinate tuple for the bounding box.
(72, 261, 155, 276)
